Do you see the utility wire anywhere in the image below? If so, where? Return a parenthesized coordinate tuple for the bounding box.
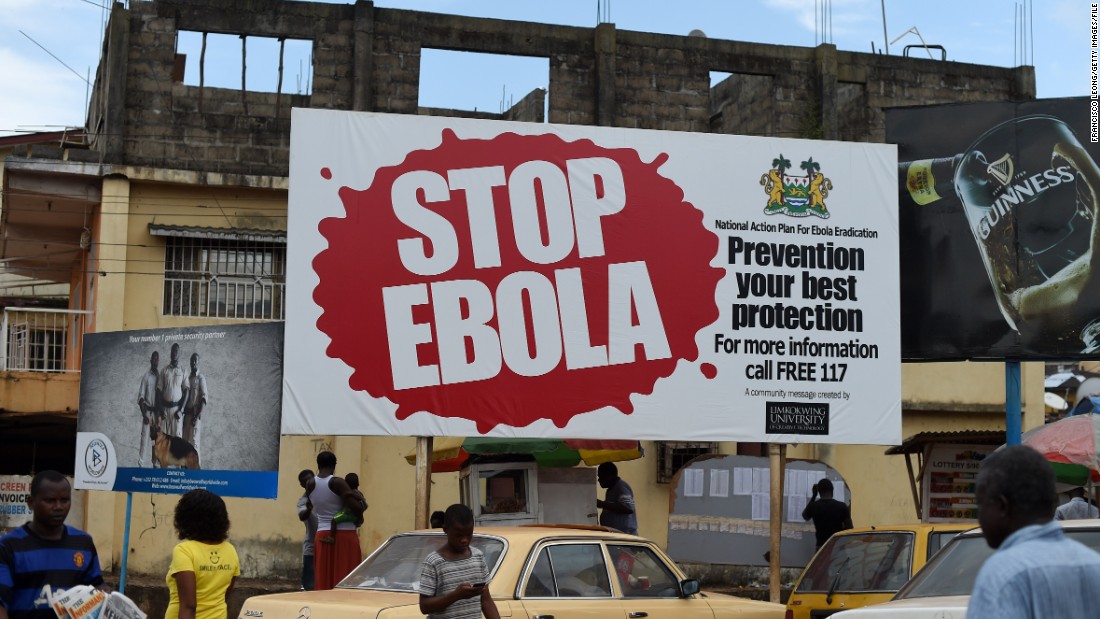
(18, 31, 92, 86)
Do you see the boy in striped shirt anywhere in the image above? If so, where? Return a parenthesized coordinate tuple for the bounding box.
(418, 505, 499, 619)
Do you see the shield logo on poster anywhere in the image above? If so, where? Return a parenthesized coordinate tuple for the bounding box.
(85, 438, 109, 477)
(74, 432, 117, 489)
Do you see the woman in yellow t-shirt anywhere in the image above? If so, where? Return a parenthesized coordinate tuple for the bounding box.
(166, 489, 241, 619)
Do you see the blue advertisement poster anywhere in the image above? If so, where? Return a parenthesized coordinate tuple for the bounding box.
(74, 323, 283, 498)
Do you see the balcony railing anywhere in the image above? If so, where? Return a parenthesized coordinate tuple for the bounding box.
(1, 308, 91, 373)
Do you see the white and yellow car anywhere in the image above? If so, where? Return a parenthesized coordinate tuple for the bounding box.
(827, 519, 1100, 619)
(239, 525, 785, 619)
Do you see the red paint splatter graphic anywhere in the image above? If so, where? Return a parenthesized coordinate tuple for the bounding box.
(700, 363, 718, 379)
(313, 130, 722, 432)
(320, 167, 332, 179)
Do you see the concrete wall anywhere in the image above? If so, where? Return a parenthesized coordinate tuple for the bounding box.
(85, 0, 1032, 176)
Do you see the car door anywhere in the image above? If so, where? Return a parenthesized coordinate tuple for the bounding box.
(606, 543, 713, 619)
(517, 541, 619, 619)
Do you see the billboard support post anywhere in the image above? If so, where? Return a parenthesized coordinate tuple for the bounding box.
(119, 492, 132, 593)
(768, 443, 786, 603)
(415, 436, 433, 529)
(1006, 362, 1022, 445)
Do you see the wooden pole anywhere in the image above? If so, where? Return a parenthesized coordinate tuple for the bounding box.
(768, 443, 786, 604)
(905, 453, 922, 520)
(415, 436, 433, 529)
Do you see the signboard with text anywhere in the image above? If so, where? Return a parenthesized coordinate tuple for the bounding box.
(920, 444, 992, 523)
(75, 324, 283, 498)
(889, 98, 1100, 359)
(285, 110, 900, 444)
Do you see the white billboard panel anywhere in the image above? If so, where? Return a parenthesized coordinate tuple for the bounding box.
(285, 110, 900, 444)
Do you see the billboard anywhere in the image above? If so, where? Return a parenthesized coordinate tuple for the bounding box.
(75, 323, 283, 498)
(889, 97, 1097, 360)
(285, 110, 901, 444)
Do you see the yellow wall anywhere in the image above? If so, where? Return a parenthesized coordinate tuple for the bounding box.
(0, 372, 80, 413)
(80, 176, 1043, 578)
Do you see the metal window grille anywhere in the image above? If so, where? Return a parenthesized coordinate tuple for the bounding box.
(163, 236, 286, 320)
(1, 308, 90, 372)
(656, 441, 719, 484)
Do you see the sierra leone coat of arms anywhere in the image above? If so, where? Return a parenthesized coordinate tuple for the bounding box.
(760, 155, 832, 219)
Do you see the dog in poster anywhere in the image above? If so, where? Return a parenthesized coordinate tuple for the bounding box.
(150, 426, 201, 469)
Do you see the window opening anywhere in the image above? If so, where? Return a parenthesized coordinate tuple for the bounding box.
(656, 441, 718, 483)
(176, 30, 312, 94)
(419, 48, 548, 121)
(162, 236, 286, 320)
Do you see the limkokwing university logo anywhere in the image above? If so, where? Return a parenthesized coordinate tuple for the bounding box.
(760, 154, 832, 219)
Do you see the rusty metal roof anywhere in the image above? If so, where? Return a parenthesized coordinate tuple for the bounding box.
(884, 430, 1006, 455)
(148, 224, 285, 243)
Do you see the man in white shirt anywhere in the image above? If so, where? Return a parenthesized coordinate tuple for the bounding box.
(182, 352, 209, 453)
(1054, 487, 1099, 520)
(136, 350, 159, 467)
(158, 342, 188, 436)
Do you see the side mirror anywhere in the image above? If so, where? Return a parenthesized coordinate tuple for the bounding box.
(680, 579, 700, 597)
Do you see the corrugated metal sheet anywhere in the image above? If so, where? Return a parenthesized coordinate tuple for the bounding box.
(147, 224, 286, 243)
(884, 430, 1006, 455)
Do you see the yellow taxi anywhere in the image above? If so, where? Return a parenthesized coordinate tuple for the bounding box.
(785, 522, 974, 619)
(240, 524, 785, 619)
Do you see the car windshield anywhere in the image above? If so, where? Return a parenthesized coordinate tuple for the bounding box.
(795, 531, 915, 593)
(897, 528, 1100, 599)
(338, 533, 506, 592)
(895, 534, 992, 598)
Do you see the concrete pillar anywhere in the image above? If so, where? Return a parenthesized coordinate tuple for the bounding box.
(1021, 361, 1046, 432)
(1012, 65, 1037, 101)
(93, 176, 130, 333)
(814, 44, 838, 140)
(103, 4, 130, 163)
(595, 23, 617, 127)
(353, 0, 375, 111)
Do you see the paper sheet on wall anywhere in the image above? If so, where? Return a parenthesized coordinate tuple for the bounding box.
(752, 468, 769, 493)
(734, 468, 752, 495)
(785, 469, 806, 497)
(787, 494, 808, 522)
(833, 480, 847, 504)
(709, 469, 730, 497)
(751, 493, 770, 520)
(684, 468, 704, 497)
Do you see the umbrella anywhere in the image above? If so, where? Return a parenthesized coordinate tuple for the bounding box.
(1045, 371, 1081, 389)
(1070, 396, 1100, 417)
(405, 437, 643, 473)
(1020, 413, 1100, 485)
(1045, 392, 1069, 411)
(1077, 377, 1100, 403)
